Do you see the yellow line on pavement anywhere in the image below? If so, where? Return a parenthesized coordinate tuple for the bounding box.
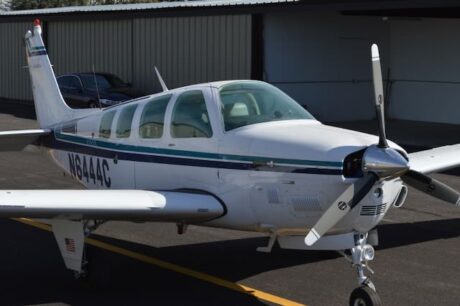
(13, 218, 305, 306)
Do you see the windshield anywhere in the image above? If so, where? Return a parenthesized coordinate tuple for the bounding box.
(105, 74, 128, 87)
(219, 81, 314, 131)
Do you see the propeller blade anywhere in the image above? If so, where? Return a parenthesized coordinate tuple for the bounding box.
(371, 44, 388, 148)
(402, 170, 460, 206)
(305, 173, 378, 246)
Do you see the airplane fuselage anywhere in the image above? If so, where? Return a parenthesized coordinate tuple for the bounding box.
(43, 81, 405, 237)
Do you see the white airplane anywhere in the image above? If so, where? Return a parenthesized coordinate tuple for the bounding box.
(1, 20, 459, 306)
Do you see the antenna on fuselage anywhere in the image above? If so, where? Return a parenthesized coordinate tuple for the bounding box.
(92, 64, 102, 110)
(155, 66, 168, 92)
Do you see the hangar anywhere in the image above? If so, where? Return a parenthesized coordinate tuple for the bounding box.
(1, 0, 460, 125)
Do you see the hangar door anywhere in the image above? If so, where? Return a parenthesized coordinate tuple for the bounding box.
(389, 18, 460, 125)
(264, 13, 389, 122)
(265, 13, 460, 125)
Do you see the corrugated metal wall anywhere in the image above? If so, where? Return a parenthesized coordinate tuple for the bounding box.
(0, 22, 33, 102)
(133, 15, 252, 91)
(48, 20, 133, 84)
(0, 15, 252, 103)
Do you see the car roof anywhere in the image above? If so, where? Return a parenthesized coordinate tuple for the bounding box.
(57, 72, 116, 78)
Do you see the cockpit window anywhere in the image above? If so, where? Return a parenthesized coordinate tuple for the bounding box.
(171, 90, 213, 138)
(219, 82, 314, 131)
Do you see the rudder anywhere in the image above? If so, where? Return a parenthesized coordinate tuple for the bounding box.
(24, 20, 83, 128)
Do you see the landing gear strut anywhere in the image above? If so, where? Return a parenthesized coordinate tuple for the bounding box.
(51, 219, 106, 280)
(340, 233, 382, 306)
(73, 220, 103, 279)
(73, 252, 88, 280)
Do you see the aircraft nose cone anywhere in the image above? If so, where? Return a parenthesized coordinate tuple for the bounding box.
(362, 145, 409, 179)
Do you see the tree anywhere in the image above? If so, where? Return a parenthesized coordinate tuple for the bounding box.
(0, 0, 11, 11)
(9, 0, 91, 10)
(8, 0, 160, 10)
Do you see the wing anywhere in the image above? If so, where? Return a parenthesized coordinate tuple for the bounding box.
(409, 144, 460, 174)
(0, 129, 50, 151)
(0, 190, 224, 222)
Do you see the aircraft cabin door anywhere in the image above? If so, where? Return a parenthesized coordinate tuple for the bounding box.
(162, 87, 220, 191)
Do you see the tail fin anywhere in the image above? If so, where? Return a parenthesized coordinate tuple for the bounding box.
(24, 21, 75, 128)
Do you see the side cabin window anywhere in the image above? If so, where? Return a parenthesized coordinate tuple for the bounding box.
(171, 90, 212, 138)
(60, 122, 77, 135)
(139, 94, 171, 139)
(116, 104, 137, 138)
(99, 110, 116, 139)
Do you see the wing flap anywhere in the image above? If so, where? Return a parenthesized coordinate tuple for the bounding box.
(0, 190, 224, 222)
(409, 144, 460, 174)
(0, 129, 50, 151)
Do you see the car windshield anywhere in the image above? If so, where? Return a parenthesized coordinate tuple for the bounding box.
(105, 74, 128, 87)
(219, 81, 314, 131)
(80, 74, 116, 90)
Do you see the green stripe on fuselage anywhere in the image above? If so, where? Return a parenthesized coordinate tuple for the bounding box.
(55, 132, 343, 168)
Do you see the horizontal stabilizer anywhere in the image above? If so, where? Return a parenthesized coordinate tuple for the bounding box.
(409, 144, 460, 174)
(0, 129, 50, 151)
(0, 190, 224, 222)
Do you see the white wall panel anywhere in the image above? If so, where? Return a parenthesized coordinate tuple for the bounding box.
(264, 12, 390, 122)
(389, 18, 460, 124)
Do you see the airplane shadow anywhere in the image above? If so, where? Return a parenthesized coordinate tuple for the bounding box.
(0, 218, 459, 305)
(0, 220, 268, 306)
(376, 218, 460, 250)
(0, 101, 36, 120)
(85, 218, 460, 284)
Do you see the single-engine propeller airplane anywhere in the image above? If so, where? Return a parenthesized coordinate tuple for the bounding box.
(1, 20, 459, 305)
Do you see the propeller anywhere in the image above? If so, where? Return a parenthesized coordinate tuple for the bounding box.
(305, 173, 378, 246)
(371, 44, 388, 148)
(402, 170, 460, 206)
(305, 44, 460, 246)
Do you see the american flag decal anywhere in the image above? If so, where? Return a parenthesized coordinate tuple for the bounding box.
(65, 238, 76, 253)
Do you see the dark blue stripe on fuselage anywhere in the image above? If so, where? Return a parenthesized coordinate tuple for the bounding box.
(44, 135, 343, 175)
(29, 50, 47, 57)
(28, 50, 47, 57)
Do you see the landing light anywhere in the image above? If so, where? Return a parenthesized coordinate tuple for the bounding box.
(362, 245, 375, 261)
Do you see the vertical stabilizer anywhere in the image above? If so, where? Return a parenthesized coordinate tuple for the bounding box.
(24, 20, 76, 128)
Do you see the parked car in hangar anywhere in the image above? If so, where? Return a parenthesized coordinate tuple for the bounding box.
(57, 73, 145, 108)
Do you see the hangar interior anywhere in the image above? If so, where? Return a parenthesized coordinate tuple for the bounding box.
(1, 1, 460, 126)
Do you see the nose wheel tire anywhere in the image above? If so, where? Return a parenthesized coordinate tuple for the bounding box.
(349, 286, 382, 306)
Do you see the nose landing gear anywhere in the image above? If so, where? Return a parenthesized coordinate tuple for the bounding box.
(340, 233, 382, 306)
(350, 286, 381, 306)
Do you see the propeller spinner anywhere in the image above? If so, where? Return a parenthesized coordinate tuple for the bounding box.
(305, 44, 460, 246)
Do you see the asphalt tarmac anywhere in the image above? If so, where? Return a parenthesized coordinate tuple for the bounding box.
(0, 112, 459, 306)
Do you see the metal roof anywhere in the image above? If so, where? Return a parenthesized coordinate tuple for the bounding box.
(0, 0, 299, 16)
